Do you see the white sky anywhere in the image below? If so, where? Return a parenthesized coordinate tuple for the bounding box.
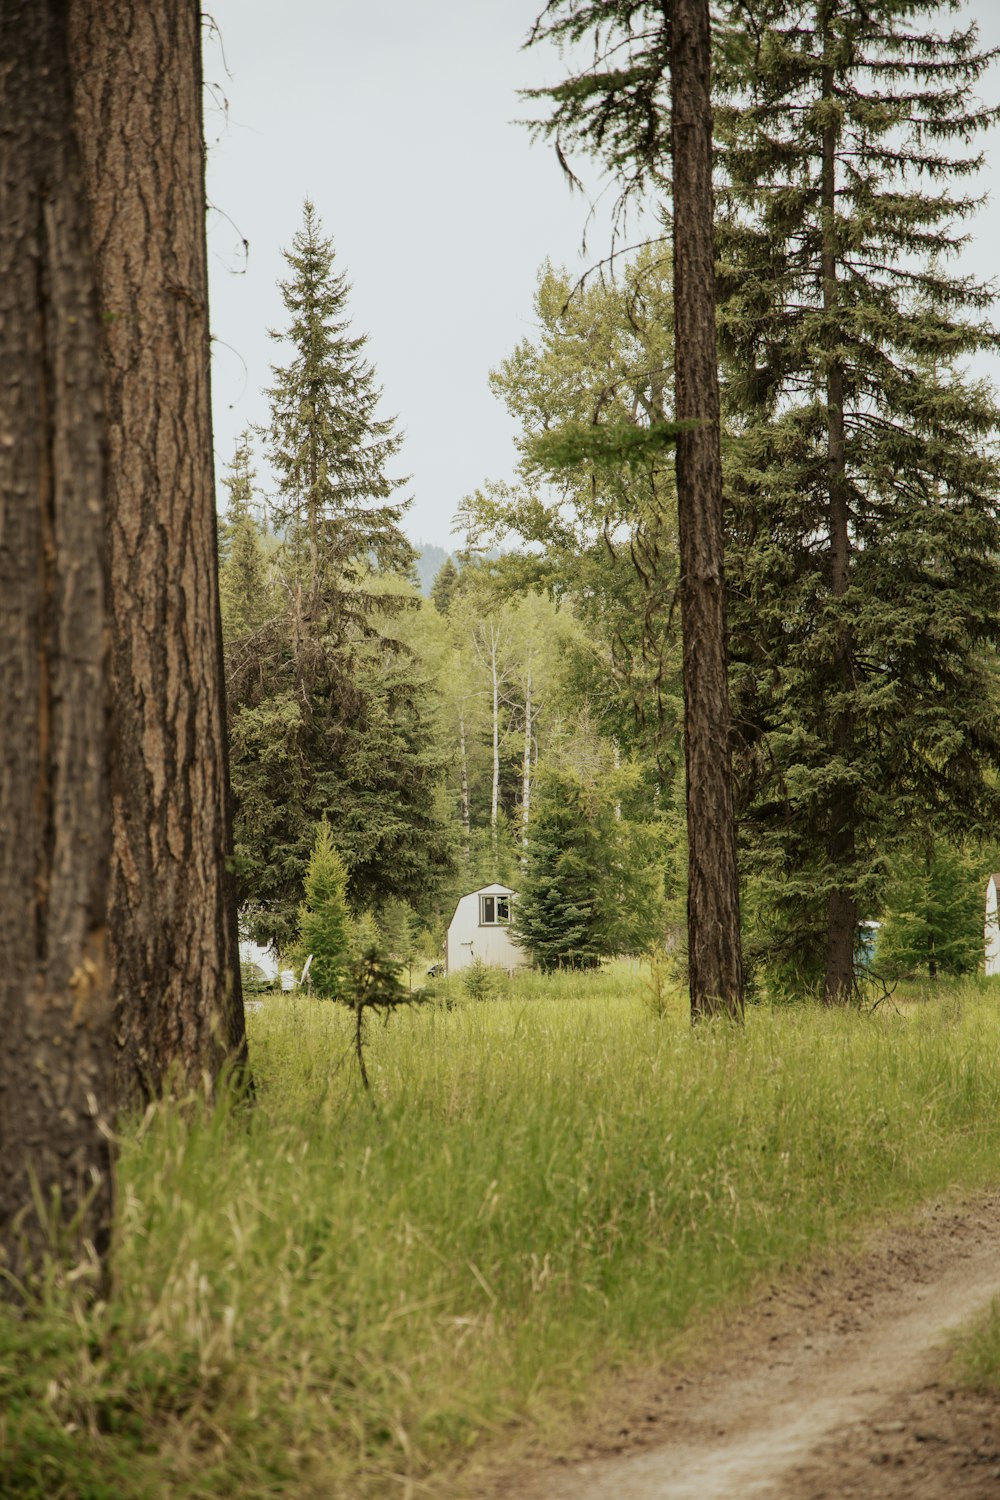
(205, 0, 1000, 548)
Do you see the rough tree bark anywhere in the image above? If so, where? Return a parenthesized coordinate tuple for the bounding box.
(670, 0, 745, 1021)
(0, 0, 115, 1287)
(68, 0, 249, 1103)
(820, 11, 856, 1004)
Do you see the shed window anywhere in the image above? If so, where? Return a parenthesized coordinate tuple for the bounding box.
(479, 894, 510, 925)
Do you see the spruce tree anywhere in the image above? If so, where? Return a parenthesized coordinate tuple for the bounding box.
(226, 204, 457, 948)
(877, 840, 983, 981)
(219, 432, 271, 638)
(514, 768, 605, 970)
(514, 763, 663, 969)
(263, 200, 413, 614)
(296, 821, 352, 997)
(431, 557, 460, 614)
(716, 0, 1000, 1000)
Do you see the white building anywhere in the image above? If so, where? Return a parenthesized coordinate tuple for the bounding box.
(445, 883, 526, 974)
(985, 874, 1000, 976)
(239, 937, 280, 983)
(239, 940, 300, 992)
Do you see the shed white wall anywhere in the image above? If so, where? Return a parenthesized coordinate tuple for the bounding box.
(986, 876, 1000, 977)
(446, 885, 526, 973)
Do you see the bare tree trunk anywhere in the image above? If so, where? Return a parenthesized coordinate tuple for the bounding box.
(820, 18, 856, 1004)
(670, 0, 744, 1022)
(459, 706, 471, 852)
(491, 638, 501, 844)
(521, 666, 533, 852)
(68, 0, 248, 1103)
(0, 0, 115, 1288)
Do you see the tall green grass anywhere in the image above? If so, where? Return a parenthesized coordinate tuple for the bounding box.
(3, 974, 1000, 1498)
(954, 1299, 1000, 1393)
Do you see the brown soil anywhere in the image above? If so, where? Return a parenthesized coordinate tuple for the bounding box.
(460, 1194, 1000, 1500)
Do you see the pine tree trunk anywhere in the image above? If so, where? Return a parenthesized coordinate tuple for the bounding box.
(670, 0, 744, 1022)
(820, 26, 856, 1004)
(68, 0, 249, 1103)
(0, 0, 115, 1288)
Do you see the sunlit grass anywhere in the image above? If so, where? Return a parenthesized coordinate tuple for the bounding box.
(3, 972, 1000, 1497)
(953, 1297, 1000, 1395)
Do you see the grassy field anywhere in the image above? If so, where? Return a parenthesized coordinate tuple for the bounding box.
(4, 969, 1000, 1498)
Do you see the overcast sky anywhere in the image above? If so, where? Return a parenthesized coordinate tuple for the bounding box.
(205, 0, 1000, 549)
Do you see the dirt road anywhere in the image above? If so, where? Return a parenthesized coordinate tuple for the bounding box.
(470, 1195, 1000, 1500)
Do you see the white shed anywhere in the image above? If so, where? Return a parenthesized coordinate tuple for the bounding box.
(985, 874, 1000, 976)
(446, 883, 526, 974)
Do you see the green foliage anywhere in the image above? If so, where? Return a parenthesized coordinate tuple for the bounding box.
(528, 417, 684, 471)
(877, 842, 984, 981)
(460, 958, 511, 1003)
(378, 899, 418, 967)
(224, 203, 457, 947)
(262, 199, 413, 604)
(344, 944, 413, 1012)
(295, 821, 353, 997)
(954, 1298, 1000, 1395)
(430, 556, 460, 614)
(514, 763, 663, 970)
(459, 253, 685, 782)
(717, 1, 1000, 983)
(6, 980, 1000, 1496)
(514, 768, 606, 971)
(342, 943, 428, 1090)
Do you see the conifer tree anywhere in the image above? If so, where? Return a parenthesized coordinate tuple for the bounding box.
(514, 763, 663, 969)
(717, 0, 1000, 1000)
(219, 432, 271, 638)
(514, 768, 605, 970)
(877, 840, 983, 982)
(526, 0, 745, 1020)
(226, 205, 456, 947)
(263, 200, 413, 614)
(296, 821, 352, 997)
(431, 556, 460, 614)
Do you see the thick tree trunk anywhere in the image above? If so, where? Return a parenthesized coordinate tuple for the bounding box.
(0, 0, 115, 1288)
(670, 0, 744, 1021)
(820, 30, 856, 1004)
(68, 0, 248, 1103)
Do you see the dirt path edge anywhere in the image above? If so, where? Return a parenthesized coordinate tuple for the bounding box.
(458, 1192, 1000, 1500)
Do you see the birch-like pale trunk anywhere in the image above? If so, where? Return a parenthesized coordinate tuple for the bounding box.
(491, 643, 501, 842)
(521, 665, 534, 851)
(458, 705, 471, 849)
